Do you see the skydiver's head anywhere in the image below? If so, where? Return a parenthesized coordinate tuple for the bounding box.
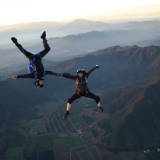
(77, 69, 86, 77)
(34, 79, 44, 88)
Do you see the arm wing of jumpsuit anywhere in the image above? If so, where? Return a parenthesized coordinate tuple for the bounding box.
(62, 73, 77, 80)
(17, 73, 34, 79)
(45, 71, 76, 80)
(45, 71, 63, 77)
(86, 66, 99, 77)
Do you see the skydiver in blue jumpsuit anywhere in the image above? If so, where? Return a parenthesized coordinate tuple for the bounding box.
(11, 31, 51, 88)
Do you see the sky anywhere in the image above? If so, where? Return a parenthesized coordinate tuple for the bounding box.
(0, 0, 160, 26)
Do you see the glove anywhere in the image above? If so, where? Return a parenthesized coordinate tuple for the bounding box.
(95, 65, 100, 69)
(11, 37, 18, 44)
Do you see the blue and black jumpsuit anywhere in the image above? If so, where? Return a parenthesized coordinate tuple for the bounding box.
(14, 38, 50, 80)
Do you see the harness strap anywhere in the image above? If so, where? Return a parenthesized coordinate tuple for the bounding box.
(74, 78, 88, 89)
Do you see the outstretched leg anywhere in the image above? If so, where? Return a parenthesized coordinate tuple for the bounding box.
(38, 31, 51, 58)
(85, 91, 104, 112)
(11, 37, 33, 60)
(64, 93, 81, 119)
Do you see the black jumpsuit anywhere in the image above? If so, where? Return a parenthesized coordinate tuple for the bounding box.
(14, 38, 50, 79)
(17, 71, 53, 79)
(47, 67, 101, 104)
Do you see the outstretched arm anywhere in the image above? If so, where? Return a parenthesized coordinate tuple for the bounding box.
(86, 65, 100, 77)
(45, 71, 63, 77)
(11, 73, 34, 80)
(45, 71, 76, 80)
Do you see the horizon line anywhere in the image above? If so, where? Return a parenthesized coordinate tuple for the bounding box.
(0, 17, 160, 28)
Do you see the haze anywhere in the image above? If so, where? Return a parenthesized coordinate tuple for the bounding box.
(0, 0, 160, 26)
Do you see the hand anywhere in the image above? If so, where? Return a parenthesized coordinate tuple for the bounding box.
(11, 37, 18, 44)
(95, 65, 100, 69)
(11, 75, 18, 80)
(57, 73, 63, 77)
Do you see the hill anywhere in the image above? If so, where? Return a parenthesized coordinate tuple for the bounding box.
(1, 45, 160, 159)
(98, 75, 160, 150)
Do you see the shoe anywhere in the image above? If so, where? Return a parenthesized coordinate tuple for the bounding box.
(11, 37, 18, 44)
(41, 31, 46, 39)
(99, 106, 104, 112)
(64, 111, 70, 119)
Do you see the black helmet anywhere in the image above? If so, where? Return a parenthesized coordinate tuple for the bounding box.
(34, 79, 44, 88)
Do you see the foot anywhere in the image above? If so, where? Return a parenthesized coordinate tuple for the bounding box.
(99, 106, 104, 112)
(64, 111, 70, 119)
(11, 37, 18, 44)
(41, 31, 46, 39)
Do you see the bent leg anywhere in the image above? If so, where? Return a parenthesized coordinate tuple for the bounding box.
(85, 91, 100, 104)
(67, 93, 81, 105)
(85, 91, 104, 112)
(64, 93, 81, 119)
(15, 42, 33, 59)
(39, 38, 51, 58)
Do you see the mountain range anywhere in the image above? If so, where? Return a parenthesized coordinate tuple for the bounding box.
(101, 74, 160, 150)
(1, 19, 160, 47)
(1, 45, 160, 159)
(1, 22, 160, 76)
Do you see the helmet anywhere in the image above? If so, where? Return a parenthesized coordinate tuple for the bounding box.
(34, 79, 44, 88)
(77, 68, 86, 73)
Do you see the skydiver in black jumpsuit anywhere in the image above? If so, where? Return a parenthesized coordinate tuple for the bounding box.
(47, 65, 104, 118)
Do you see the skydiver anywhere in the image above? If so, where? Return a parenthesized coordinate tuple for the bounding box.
(47, 65, 104, 118)
(11, 31, 51, 88)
